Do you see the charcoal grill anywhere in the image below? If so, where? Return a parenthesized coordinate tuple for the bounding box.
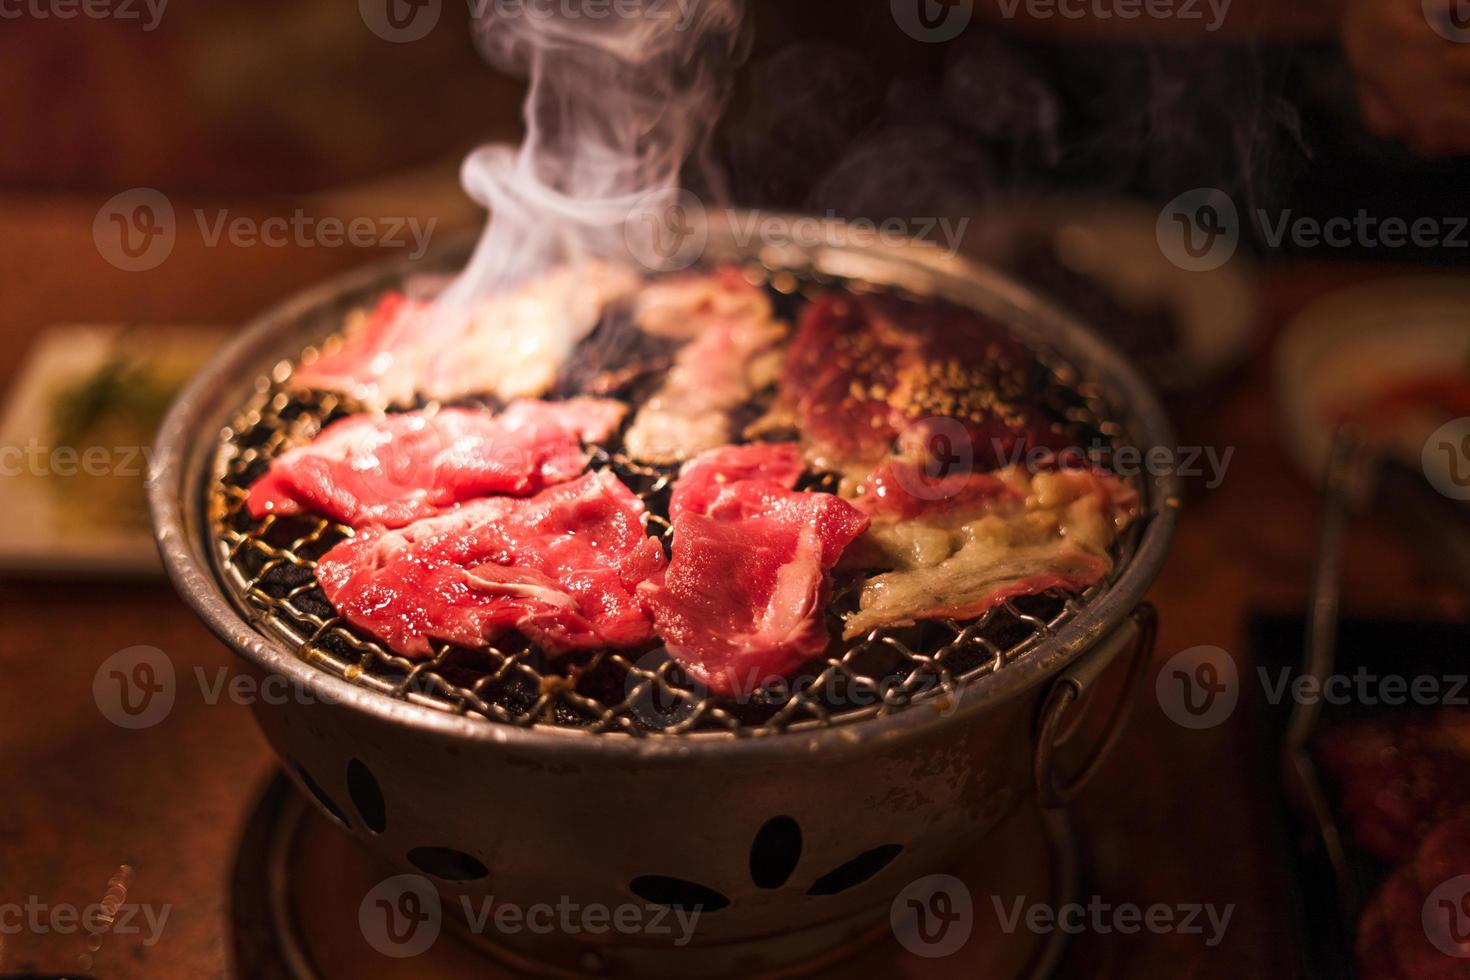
(152, 215, 1178, 977)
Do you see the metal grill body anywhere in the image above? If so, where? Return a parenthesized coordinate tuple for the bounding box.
(153, 221, 1179, 977)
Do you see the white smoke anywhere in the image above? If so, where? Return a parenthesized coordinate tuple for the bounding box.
(437, 0, 748, 315)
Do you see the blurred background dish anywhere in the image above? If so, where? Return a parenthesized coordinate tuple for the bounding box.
(1275, 275, 1470, 487)
(0, 324, 222, 576)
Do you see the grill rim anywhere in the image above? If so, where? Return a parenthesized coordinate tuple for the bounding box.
(149, 215, 1180, 760)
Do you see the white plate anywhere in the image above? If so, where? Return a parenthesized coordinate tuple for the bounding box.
(1275, 275, 1470, 486)
(0, 325, 223, 577)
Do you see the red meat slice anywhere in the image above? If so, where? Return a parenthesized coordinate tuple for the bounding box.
(667, 442, 806, 520)
(314, 471, 665, 658)
(639, 444, 869, 696)
(293, 292, 432, 409)
(248, 399, 626, 529)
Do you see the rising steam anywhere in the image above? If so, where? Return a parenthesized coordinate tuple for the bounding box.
(438, 0, 748, 314)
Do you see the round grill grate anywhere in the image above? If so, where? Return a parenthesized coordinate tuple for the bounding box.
(208, 266, 1143, 737)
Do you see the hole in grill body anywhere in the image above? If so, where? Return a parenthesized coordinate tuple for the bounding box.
(208, 263, 1144, 738)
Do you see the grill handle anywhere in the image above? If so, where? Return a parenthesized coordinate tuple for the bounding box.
(1033, 603, 1158, 809)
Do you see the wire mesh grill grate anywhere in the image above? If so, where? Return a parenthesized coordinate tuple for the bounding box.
(207, 268, 1143, 737)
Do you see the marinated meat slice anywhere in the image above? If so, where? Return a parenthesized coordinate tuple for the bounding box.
(291, 263, 639, 409)
(1317, 711, 1470, 864)
(639, 444, 869, 696)
(624, 272, 785, 465)
(248, 399, 626, 529)
(774, 290, 1071, 485)
(315, 471, 665, 658)
(842, 464, 1136, 638)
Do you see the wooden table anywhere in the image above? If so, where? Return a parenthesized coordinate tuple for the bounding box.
(0, 196, 1460, 978)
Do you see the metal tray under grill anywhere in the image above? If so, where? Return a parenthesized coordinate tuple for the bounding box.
(202, 256, 1144, 738)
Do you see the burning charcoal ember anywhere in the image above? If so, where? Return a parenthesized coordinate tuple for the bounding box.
(291, 262, 639, 409)
(247, 399, 626, 529)
(315, 471, 666, 658)
(1317, 711, 1470, 865)
(771, 289, 1072, 487)
(842, 464, 1137, 639)
(638, 443, 869, 696)
(624, 271, 786, 465)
